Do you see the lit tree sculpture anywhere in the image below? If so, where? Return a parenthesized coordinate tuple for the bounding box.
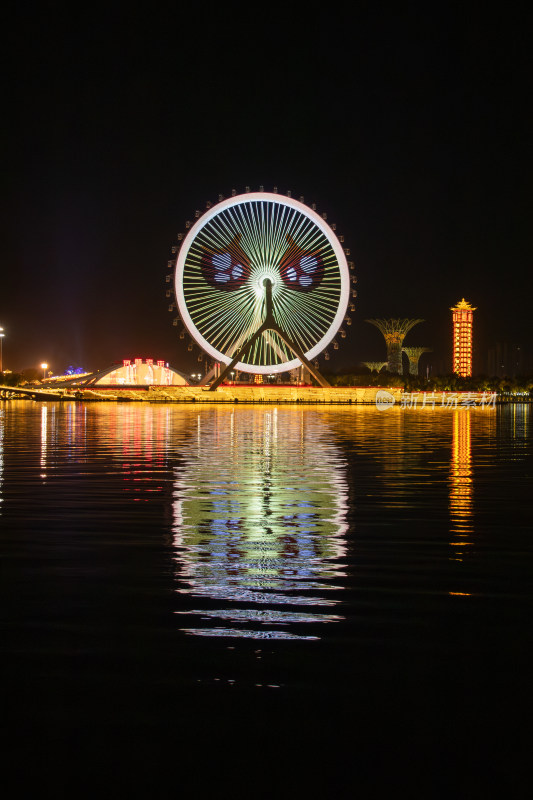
(402, 347, 432, 376)
(361, 361, 388, 373)
(366, 318, 424, 374)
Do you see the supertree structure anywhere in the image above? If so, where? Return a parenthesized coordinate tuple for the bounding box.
(402, 347, 432, 376)
(366, 318, 424, 374)
(361, 361, 388, 373)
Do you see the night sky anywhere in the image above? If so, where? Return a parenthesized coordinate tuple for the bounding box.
(3, 5, 531, 376)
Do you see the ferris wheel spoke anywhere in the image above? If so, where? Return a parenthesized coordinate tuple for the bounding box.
(281, 304, 330, 353)
(201, 300, 258, 352)
(281, 312, 320, 354)
(239, 203, 265, 266)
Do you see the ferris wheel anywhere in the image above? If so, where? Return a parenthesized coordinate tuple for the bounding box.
(170, 191, 355, 386)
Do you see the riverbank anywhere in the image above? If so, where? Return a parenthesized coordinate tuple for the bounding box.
(1, 384, 402, 404)
(2, 384, 527, 405)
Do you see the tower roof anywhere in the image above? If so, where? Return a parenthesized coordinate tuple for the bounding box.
(450, 298, 477, 311)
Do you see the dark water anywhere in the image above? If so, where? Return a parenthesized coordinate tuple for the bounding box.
(2, 401, 532, 796)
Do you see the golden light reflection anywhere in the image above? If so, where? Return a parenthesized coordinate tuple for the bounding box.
(172, 406, 348, 640)
(40, 404, 47, 477)
(449, 409, 473, 560)
(0, 406, 4, 516)
(88, 403, 173, 501)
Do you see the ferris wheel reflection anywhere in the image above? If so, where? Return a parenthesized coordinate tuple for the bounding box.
(171, 407, 348, 640)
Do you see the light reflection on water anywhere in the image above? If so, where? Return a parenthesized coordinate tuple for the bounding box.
(171, 407, 348, 639)
(449, 408, 474, 558)
(2, 399, 530, 650)
(0, 407, 4, 513)
(2, 398, 532, 789)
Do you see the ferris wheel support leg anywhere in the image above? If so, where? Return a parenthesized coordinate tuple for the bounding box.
(199, 364, 217, 387)
(208, 325, 330, 390)
(271, 330, 330, 388)
(208, 279, 330, 390)
(208, 326, 267, 391)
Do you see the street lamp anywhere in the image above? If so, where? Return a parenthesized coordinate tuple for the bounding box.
(41, 362, 48, 381)
(230, 371, 235, 384)
(0, 328, 4, 374)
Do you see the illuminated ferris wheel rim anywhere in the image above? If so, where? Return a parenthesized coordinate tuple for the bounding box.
(174, 192, 350, 374)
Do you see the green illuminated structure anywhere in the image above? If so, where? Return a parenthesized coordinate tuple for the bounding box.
(366, 318, 424, 374)
(361, 361, 388, 373)
(402, 347, 432, 376)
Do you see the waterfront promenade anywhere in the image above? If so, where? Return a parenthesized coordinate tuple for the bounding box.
(0, 384, 506, 405)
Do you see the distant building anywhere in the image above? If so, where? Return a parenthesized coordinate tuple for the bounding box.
(88, 359, 189, 386)
(451, 299, 476, 377)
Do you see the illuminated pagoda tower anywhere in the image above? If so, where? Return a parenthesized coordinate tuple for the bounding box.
(451, 299, 476, 377)
(361, 361, 388, 373)
(366, 318, 424, 375)
(402, 347, 432, 376)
